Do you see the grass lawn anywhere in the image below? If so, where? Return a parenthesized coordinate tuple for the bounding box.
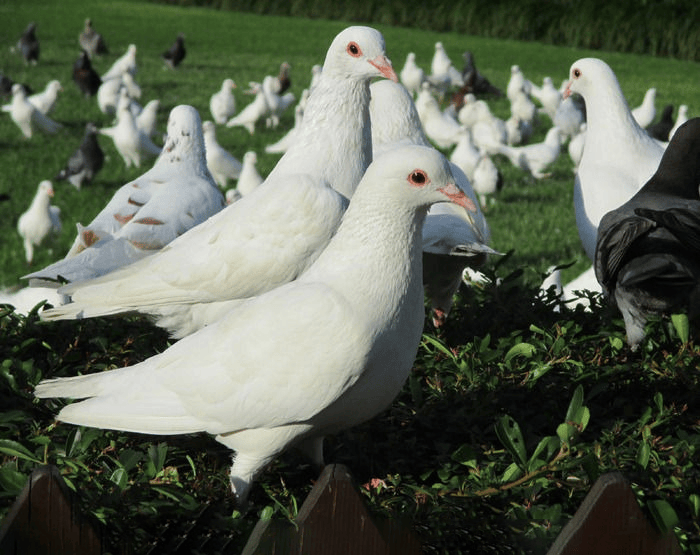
(0, 1, 699, 553)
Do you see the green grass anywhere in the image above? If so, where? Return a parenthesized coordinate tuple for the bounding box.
(1, 1, 700, 554)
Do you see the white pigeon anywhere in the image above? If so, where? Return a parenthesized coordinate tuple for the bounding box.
(510, 89, 538, 126)
(506, 65, 532, 102)
(136, 99, 160, 139)
(2, 83, 62, 139)
(96, 76, 123, 115)
(565, 58, 665, 260)
(26, 106, 225, 285)
(309, 64, 323, 90)
(668, 104, 689, 141)
(415, 83, 463, 149)
(631, 87, 656, 129)
(38, 26, 398, 338)
(99, 97, 161, 168)
(209, 78, 236, 125)
(101, 44, 137, 81)
(225, 188, 241, 205)
(504, 114, 533, 146)
(121, 72, 141, 100)
(399, 52, 426, 97)
(530, 76, 561, 120)
(27, 79, 62, 115)
(553, 95, 586, 139)
(449, 128, 481, 180)
(456, 93, 481, 128)
(493, 126, 562, 178)
(472, 153, 502, 207)
(370, 79, 493, 326)
(428, 41, 463, 96)
(236, 151, 264, 196)
(34, 144, 476, 505)
(265, 103, 304, 154)
(262, 74, 295, 129)
(18, 180, 61, 265)
(225, 81, 268, 134)
(202, 120, 242, 187)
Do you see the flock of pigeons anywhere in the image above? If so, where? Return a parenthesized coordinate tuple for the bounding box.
(3, 18, 699, 503)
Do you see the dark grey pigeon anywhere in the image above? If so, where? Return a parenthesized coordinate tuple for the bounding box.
(79, 18, 109, 59)
(595, 118, 700, 348)
(55, 123, 104, 189)
(460, 51, 503, 97)
(647, 104, 675, 142)
(162, 33, 186, 69)
(72, 51, 102, 96)
(17, 22, 39, 65)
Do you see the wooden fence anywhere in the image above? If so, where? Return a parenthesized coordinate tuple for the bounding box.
(0, 464, 683, 555)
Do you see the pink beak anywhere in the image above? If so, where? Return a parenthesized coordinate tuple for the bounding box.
(369, 55, 398, 83)
(439, 183, 477, 212)
(562, 81, 572, 100)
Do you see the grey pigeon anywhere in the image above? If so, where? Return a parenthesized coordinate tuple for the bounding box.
(55, 123, 104, 189)
(79, 18, 108, 59)
(72, 51, 102, 96)
(595, 118, 700, 348)
(647, 104, 675, 142)
(17, 22, 39, 65)
(162, 33, 186, 69)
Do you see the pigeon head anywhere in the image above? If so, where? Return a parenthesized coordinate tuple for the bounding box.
(161, 105, 207, 170)
(323, 26, 397, 83)
(359, 145, 476, 212)
(564, 57, 614, 100)
(39, 180, 54, 198)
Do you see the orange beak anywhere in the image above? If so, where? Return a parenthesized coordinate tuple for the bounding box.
(439, 183, 477, 212)
(369, 55, 398, 82)
(562, 81, 572, 100)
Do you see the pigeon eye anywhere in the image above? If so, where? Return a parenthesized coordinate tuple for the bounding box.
(346, 42, 361, 57)
(408, 170, 428, 187)
(573, 68, 581, 78)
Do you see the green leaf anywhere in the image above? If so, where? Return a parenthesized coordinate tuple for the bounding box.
(528, 436, 559, 471)
(636, 442, 650, 469)
(500, 462, 523, 483)
(671, 313, 689, 343)
(565, 385, 585, 424)
(495, 415, 527, 468)
(0, 465, 27, 495)
(451, 444, 477, 468)
(0, 439, 42, 464)
(689, 494, 700, 519)
(647, 499, 679, 535)
(504, 342, 536, 363)
(110, 467, 128, 490)
(259, 505, 275, 521)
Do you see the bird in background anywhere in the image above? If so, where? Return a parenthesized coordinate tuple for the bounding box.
(162, 33, 186, 69)
(72, 51, 102, 97)
(2, 83, 62, 139)
(55, 122, 105, 189)
(79, 18, 109, 59)
(17, 22, 40, 65)
(18, 181, 61, 265)
(34, 144, 475, 506)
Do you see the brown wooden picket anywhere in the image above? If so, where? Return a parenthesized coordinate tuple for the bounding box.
(0, 466, 686, 554)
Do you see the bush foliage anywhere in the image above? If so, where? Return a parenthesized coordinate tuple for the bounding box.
(152, 0, 700, 61)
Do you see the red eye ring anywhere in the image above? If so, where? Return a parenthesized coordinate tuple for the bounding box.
(408, 170, 428, 187)
(346, 42, 361, 57)
(573, 68, 581, 78)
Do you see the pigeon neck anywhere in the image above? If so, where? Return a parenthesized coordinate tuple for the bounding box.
(271, 76, 372, 200)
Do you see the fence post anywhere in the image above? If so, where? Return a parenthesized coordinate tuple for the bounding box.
(242, 463, 420, 555)
(0, 465, 103, 555)
(547, 472, 682, 555)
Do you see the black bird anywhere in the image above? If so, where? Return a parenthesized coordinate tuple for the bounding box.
(647, 104, 675, 142)
(274, 61, 291, 95)
(162, 33, 186, 69)
(450, 51, 503, 109)
(55, 122, 105, 189)
(17, 22, 40, 65)
(595, 118, 700, 348)
(0, 73, 14, 100)
(72, 51, 102, 96)
(79, 18, 109, 59)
